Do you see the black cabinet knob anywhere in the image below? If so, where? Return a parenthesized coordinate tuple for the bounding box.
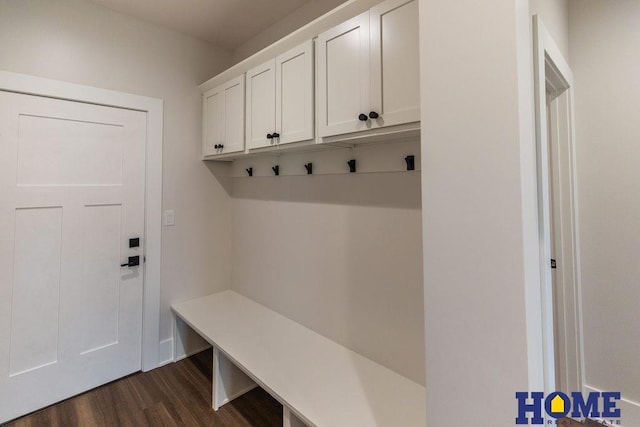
(272, 132, 280, 138)
(219, 144, 224, 149)
(358, 113, 369, 122)
(214, 144, 219, 149)
(267, 134, 273, 139)
(369, 111, 379, 119)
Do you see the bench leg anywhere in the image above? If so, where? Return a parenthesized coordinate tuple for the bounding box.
(283, 406, 307, 427)
(212, 346, 221, 411)
(283, 406, 292, 427)
(171, 314, 177, 363)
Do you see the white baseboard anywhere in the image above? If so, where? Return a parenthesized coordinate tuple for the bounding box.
(158, 338, 174, 367)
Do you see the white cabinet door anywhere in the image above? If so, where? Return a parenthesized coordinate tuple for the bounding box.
(246, 60, 276, 150)
(276, 40, 314, 145)
(221, 75, 245, 154)
(370, 0, 420, 128)
(317, 11, 371, 137)
(246, 41, 314, 150)
(203, 75, 245, 156)
(203, 86, 223, 156)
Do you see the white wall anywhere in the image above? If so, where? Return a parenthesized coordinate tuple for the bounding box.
(419, 0, 542, 424)
(530, 0, 569, 59)
(230, 142, 425, 385)
(231, 0, 349, 63)
(0, 0, 233, 363)
(569, 0, 640, 420)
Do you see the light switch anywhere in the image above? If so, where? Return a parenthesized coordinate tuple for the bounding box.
(163, 210, 175, 226)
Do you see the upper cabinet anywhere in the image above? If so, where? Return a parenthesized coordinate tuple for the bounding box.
(200, 0, 420, 159)
(246, 40, 314, 150)
(317, 0, 419, 138)
(203, 75, 245, 156)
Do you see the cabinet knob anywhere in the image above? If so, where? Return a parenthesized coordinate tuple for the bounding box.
(267, 134, 273, 139)
(272, 132, 280, 138)
(214, 144, 219, 149)
(358, 113, 369, 122)
(369, 111, 379, 119)
(219, 144, 224, 149)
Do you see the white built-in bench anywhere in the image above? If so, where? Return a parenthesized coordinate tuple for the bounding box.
(171, 290, 426, 427)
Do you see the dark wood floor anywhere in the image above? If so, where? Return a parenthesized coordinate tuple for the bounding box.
(3, 354, 609, 427)
(3, 349, 282, 427)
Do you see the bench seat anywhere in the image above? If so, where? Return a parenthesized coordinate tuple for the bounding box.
(172, 290, 425, 427)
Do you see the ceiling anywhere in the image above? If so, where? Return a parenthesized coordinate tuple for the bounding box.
(89, 0, 324, 51)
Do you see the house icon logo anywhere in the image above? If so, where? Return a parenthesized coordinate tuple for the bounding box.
(550, 394, 566, 415)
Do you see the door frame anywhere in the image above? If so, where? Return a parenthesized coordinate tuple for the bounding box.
(0, 70, 163, 372)
(532, 17, 585, 395)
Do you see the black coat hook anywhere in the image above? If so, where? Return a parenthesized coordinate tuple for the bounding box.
(246, 167, 253, 177)
(405, 155, 415, 171)
(347, 159, 357, 173)
(272, 165, 280, 176)
(304, 163, 313, 175)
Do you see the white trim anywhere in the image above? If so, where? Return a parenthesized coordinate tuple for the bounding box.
(569, 84, 587, 393)
(532, 17, 584, 395)
(0, 70, 163, 372)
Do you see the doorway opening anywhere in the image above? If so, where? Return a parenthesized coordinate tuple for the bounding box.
(533, 16, 585, 397)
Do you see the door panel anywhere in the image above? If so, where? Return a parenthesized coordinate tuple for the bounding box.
(317, 12, 371, 137)
(276, 40, 314, 145)
(370, 0, 420, 128)
(0, 91, 146, 423)
(9, 207, 63, 377)
(17, 115, 124, 186)
(80, 204, 122, 354)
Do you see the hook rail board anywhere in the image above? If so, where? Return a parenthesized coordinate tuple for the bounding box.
(230, 139, 420, 178)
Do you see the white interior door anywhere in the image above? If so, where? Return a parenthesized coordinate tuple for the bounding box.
(0, 91, 146, 423)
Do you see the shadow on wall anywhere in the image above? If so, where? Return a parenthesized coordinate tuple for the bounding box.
(231, 172, 422, 209)
(204, 161, 233, 196)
